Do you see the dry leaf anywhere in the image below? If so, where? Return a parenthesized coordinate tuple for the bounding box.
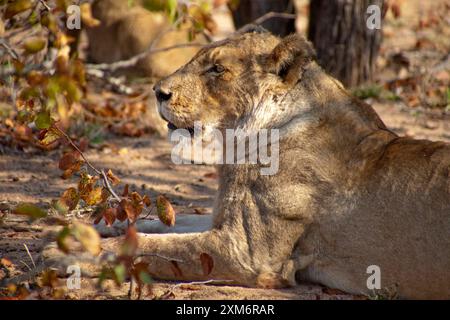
(143, 195, 151, 207)
(72, 221, 101, 255)
(60, 187, 79, 210)
(170, 261, 183, 278)
(120, 199, 142, 223)
(199, 253, 214, 276)
(102, 208, 117, 226)
(85, 187, 103, 206)
(121, 226, 138, 256)
(13, 203, 47, 219)
(122, 184, 129, 197)
(156, 195, 175, 227)
(106, 169, 121, 185)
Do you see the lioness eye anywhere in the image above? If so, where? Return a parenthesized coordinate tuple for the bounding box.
(208, 64, 225, 75)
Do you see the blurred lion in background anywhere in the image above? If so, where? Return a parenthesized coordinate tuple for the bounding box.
(83, 0, 209, 77)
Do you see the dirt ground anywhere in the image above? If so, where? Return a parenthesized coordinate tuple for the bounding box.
(1, 0, 449, 300)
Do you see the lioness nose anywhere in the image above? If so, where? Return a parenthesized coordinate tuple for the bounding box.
(153, 84, 172, 103)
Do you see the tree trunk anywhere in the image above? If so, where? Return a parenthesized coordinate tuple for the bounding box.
(230, 0, 296, 36)
(308, 0, 384, 87)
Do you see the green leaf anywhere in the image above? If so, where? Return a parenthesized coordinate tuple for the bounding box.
(46, 77, 61, 100)
(23, 37, 46, 54)
(98, 267, 114, 286)
(167, 0, 177, 23)
(228, 0, 240, 11)
(71, 221, 101, 255)
(40, 127, 61, 146)
(113, 264, 126, 284)
(141, 0, 165, 11)
(60, 78, 82, 103)
(56, 226, 71, 253)
(35, 111, 52, 129)
(5, 0, 32, 19)
(138, 270, 152, 284)
(13, 203, 47, 219)
(41, 12, 58, 33)
(51, 199, 69, 215)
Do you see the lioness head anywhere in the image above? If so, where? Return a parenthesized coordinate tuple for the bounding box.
(154, 27, 316, 134)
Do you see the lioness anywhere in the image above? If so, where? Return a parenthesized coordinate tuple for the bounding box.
(86, 0, 207, 77)
(44, 28, 450, 299)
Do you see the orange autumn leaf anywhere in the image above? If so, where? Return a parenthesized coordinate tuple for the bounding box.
(156, 195, 175, 227)
(143, 195, 151, 207)
(200, 253, 214, 276)
(60, 187, 79, 210)
(106, 169, 121, 186)
(59, 152, 83, 179)
(120, 226, 138, 256)
(85, 187, 103, 206)
(102, 207, 117, 226)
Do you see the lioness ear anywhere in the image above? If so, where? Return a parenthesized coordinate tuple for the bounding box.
(267, 34, 316, 85)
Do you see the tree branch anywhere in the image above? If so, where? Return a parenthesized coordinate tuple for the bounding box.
(54, 125, 122, 203)
(253, 11, 297, 25)
(0, 38, 19, 60)
(136, 253, 184, 263)
(86, 43, 204, 72)
(85, 68, 134, 95)
(101, 169, 121, 202)
(54, 125, 101, 175)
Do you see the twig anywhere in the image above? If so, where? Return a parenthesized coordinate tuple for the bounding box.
(54, 125, 101, 175)
(86, 43, 204, 72)
(54, 125, 122, 203)
(101, 169, 121, 202)
(136, 253, 184, 263)
(148, 17, 184, 51)
(20, 260, 32, 272)
(0, 38, 19, 60)
(39, 0, 51, 11)
(23, 243, 36, 269)
(158, 279, 234, 299)
(142, 204, 155, 219)
(125, 89, 152, 103)
(0, 63, 44, 81)
(85, 68, 134, 95)
(128, 277, 134, 299)
(252, 12, 297, 26)
(171, 279, 234, 289)
(162, 279, 234, 297)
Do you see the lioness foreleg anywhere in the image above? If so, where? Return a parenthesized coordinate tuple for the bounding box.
(99, 230, 258, 285)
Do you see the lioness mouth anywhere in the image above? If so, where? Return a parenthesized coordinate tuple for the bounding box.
(167, 122, 195, 136)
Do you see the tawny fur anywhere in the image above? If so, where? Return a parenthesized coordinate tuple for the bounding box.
(43, 29, 450, 299)
(86, 0, 207, 77)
